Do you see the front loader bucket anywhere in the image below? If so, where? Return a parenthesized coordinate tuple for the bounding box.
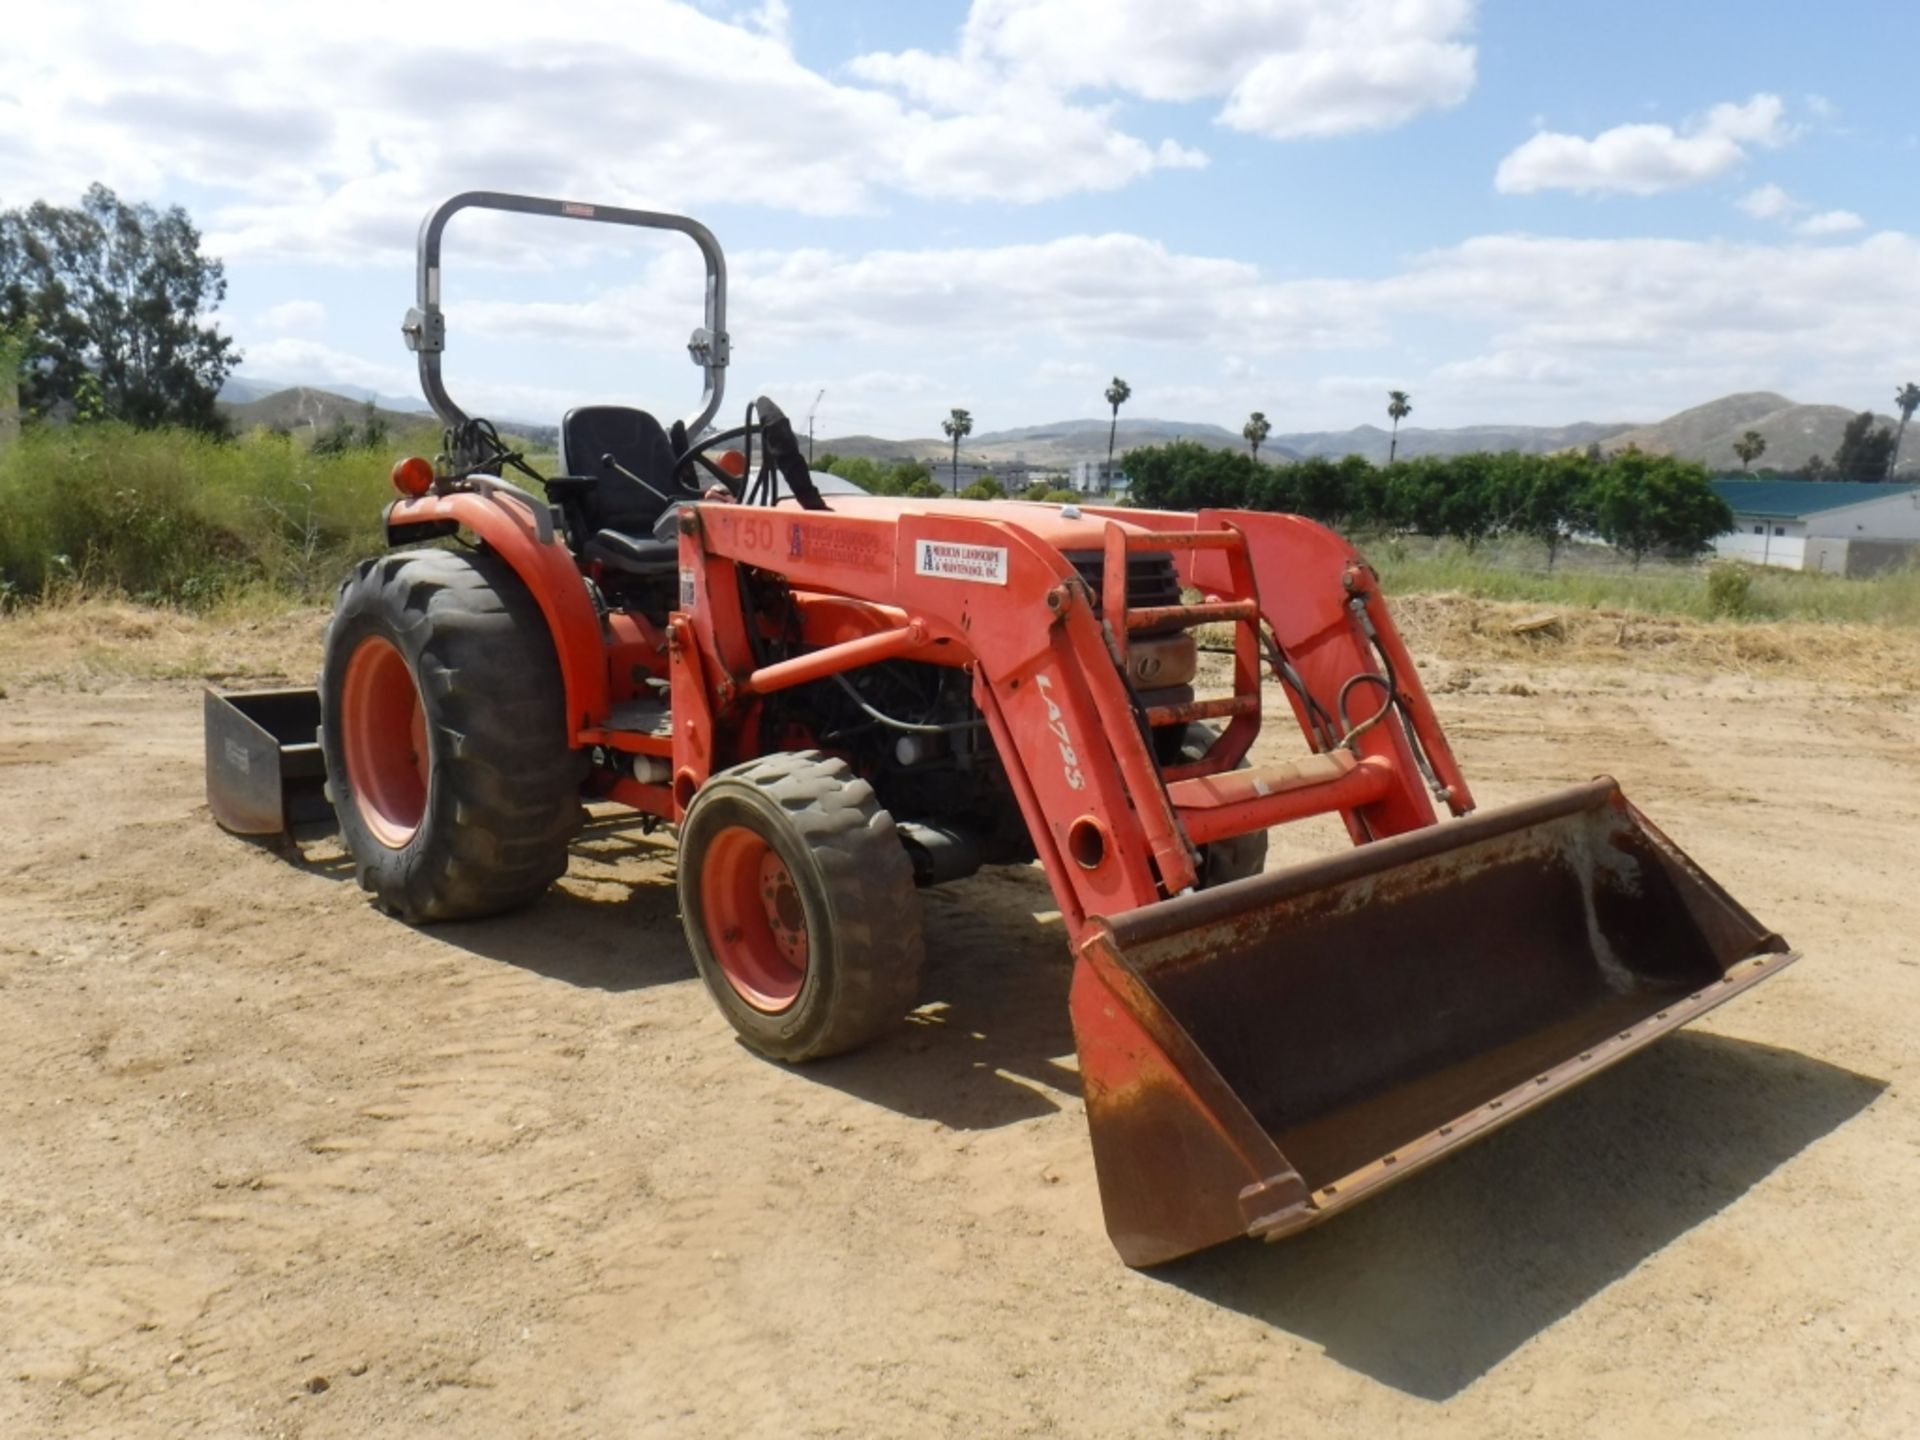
(1071, 778, 1796, 1267)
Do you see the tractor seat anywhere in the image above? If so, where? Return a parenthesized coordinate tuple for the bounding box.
(558, 406, 689, 572)
(586, 508, 681, 577)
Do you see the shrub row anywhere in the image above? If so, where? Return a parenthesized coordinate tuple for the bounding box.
(1122, 442, 1734, 565)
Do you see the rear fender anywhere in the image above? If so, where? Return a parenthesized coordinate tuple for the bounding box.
(385, 491, 609, 731)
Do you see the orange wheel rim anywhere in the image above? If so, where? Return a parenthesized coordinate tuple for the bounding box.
(340, 634, 430, 848)
(701, 826, 809, 1012)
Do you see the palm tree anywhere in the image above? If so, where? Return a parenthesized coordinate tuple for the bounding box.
(1892, 383, 1920, 479)
(1242, 410, 1271, 461)
(1103, 377, 1131, 494)
(941, 407, 973, 494)
(1386, 390, 1412, 464)
(1732, 430, 1767, 471)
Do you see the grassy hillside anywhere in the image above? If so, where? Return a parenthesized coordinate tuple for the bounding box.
(224, 386, 426, 437)
(220, 386, 559, 449)
(0, 424, 410, 605)
(1600, 392, 1910, 474)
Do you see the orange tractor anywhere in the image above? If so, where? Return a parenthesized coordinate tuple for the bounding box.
(207, 193, 1797, 1266)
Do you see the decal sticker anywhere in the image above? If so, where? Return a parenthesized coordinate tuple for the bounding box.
(679, 568, 696, 611)
(915, 539, 1009, 585)
(799, 524, 890, 573)
(223, 737, 252, 775)
(1032, 672, 1087, 790)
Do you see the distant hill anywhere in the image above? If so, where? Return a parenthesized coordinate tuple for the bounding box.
(219, 386, 556, 448)
(808, 434, 932, 466)
(1596, 392, 1913, 474)
(219, 375, 429, 415)
(224, 387, 432, 437)
(215, 375, 281, 405)
(1273, 419, 1632, 464)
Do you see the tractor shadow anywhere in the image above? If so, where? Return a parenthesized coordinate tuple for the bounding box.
(786, 866, 1083, 1131)
(436, 812, 694, 992)
(1157, 1032, 1884, 1402)
(284, 810, 697, 993)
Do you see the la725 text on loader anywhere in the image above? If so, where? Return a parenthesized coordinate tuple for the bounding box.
(205, 193, 1798, 1266)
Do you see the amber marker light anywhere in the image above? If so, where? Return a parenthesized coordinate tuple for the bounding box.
(391, 455, 435, 497)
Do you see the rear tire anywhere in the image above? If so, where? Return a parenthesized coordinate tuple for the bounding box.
(1166, 723, 1269, 888)
(678, 752, 924, 1062)
(319, 548, 586, 922)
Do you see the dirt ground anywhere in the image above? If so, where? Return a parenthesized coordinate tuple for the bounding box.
(1, 600, 1916, 1438)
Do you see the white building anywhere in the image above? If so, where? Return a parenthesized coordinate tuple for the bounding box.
(1711, 479, 1920, 573)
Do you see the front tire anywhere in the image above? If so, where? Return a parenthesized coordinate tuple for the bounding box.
(319, 548, 586, 922)
(678, 752, 924, 1061)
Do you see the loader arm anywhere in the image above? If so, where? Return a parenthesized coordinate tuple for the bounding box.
(678, 501, 1203, 924)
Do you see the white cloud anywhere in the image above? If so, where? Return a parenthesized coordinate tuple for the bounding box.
(455, 227, 1920, 386)
(238, 338, 414, 396)
(1431, 349, 1583, 387)
(853, 0, 1478, 141)
(1496, 92, 1790, 196)
(1032, 359, 1103, 385)
(458, 234, 1377, 354)
(1736, 186, 1866, 237)
(235, 337, 575, 422)
(256, 300, 326, 333)
(749, 370, 942, 432)
(0, 0, 1210, 264)
(1738, 183, 1799, 219)
(1796, 209, 1866, 236)
(741, 0, 790, 46)
(1698, 93, 1791, 147)
(267, 224, 1920, 428)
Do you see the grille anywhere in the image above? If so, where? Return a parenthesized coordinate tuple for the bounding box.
(1063, 550, 1183, 616)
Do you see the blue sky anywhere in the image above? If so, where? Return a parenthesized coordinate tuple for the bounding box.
(5, 0, 1914, 438)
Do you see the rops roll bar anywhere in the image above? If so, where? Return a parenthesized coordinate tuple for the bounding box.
(401, 191, 729, 439)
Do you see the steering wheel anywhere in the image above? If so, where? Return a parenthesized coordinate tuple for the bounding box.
(670, 398, 828, 511)
(670, 423, 751, 495)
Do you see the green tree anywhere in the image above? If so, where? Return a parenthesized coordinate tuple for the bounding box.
(1103, 377, 1131, 493)
(1891, 383, 1920, 477)
(1122, 440, 1260, 512)
(1587, 452, 1732, 567)
(941, 407, 973, 494)
(822, 454, 886, 493)
(0, 321, 24, 449)
(885, 459, 932, 493)
(0, 184, 238, 433)
(1832, 411, 1896, 481)
(1732, 430, 1766, 471)
(959, 473, 1005, 501)
(1386, 389, 1412, 464)
(1290, 455, 1358, 527)
(1504, 451, 1593, 569)
(360, 398, 389, 450)
(1242, 410, 1271, 461)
